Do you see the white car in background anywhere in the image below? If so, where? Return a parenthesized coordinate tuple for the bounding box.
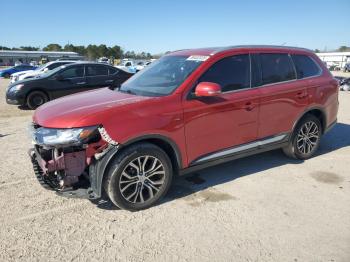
(135, 61, 153, 72)
(98, 57, 111, 64)
(10, 60, 76, 83)
(116, 59, 137, 73)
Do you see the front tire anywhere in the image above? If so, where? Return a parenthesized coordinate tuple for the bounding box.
(3, 73, 10, 78)
(283, 115, 322, 160)
(26, 91, 48, 109)
(104, 143, 173, 211)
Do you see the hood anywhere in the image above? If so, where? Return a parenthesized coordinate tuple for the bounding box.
(8, 76, 43, 87)
(12, 70, 34, 77)
(22, 70, 41, 77)
(33, 88, 151, 128)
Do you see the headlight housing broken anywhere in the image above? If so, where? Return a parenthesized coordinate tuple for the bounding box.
(32, 126, 99, 146)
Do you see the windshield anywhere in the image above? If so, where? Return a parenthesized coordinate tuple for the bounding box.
(36, 63, 47, 71)
(38, 65, 66, 78)
(119, 55, 204, 96)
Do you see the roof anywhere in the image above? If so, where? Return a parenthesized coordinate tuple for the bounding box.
(62, 61, 114, 67)
(169, 45, 313, 56)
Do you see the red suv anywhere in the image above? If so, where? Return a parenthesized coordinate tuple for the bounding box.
(29, 46, 339, 210)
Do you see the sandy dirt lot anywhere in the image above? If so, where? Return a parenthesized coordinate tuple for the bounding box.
(0, 78, 349, 262)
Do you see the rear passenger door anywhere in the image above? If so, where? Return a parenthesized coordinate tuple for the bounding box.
(85, 64, 111, 90)
(256, 53, 309, 139)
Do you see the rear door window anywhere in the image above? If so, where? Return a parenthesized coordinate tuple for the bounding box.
(86, 65, 109, 76)
(291, 55, 321, 79)
(198, 54, 251, 92)
(60, 66, 84, 78)
(260, 53, 296, 85)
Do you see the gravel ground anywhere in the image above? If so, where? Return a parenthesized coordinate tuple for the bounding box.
(0, 78, 349, 262)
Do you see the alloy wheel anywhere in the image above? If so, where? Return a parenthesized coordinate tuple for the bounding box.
(296, 121, 320, 155)
(119, 156, 165, 204)
(32, 95, 44, 106)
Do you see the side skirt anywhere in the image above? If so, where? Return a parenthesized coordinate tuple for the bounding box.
(179, 134, 290, 176)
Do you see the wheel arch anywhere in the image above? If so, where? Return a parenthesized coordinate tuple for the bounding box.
(90, 134, 183, 199)
(122, 134, 183, 171)
(25, 88, 51, 102)
(292, 107, 327, 134)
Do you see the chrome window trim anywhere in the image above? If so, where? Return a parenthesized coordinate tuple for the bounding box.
(187, 52, 324, 98)
(252, 56, 323, 89)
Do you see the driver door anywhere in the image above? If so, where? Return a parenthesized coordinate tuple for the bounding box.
(183, 54, 260, 165)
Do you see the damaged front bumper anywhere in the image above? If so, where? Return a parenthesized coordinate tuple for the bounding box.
(28, 125, 119, 199)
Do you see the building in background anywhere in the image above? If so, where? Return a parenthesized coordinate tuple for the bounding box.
(316, 52, 350, 69)
(0, 50, 83, 66)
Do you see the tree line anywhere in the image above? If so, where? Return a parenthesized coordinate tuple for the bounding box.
(0, 44, 153, 60)
(314, 46, 350, 53)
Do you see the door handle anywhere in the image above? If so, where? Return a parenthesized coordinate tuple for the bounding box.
(244, 102, 254, 111)
(76, 82, 86, 85)
(296, 91, 308, 99)
(105, 80, 114, 83)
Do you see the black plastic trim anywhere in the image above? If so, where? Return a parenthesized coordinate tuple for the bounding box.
(88, 134, 183, 198)
(179, 140, 289, 176)
(122, 134, 183, 169)
(292, 106, 328, 134)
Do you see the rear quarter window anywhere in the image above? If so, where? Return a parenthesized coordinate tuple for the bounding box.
(109, 67, 119, 75)
(260, 53, 296, 85)
(291, 55, 321, 79)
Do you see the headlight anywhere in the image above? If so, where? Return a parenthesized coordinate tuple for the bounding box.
(32, 126, 98, 146)
(8, 84, 24, 93)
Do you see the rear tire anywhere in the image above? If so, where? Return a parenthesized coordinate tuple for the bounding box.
(283, 115, 322, 160)
(104, 142, 173, 211)
(26, 91, 48, 109)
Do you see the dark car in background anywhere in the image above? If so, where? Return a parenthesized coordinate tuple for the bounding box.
(6, 62, 133, 109)
(0, 64, 37, 78)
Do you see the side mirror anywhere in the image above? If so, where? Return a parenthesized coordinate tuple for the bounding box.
(43, 68, 49, 72)
(195, 82, 221, 97)
(55, 74, 64, 81)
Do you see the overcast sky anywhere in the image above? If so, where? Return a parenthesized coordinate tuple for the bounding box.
(2, 0, 349, 54)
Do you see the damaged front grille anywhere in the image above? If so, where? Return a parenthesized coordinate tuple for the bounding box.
(31, 145, 88, 190)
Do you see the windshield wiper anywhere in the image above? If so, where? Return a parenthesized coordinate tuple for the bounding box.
(119, 88, 136, 95)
